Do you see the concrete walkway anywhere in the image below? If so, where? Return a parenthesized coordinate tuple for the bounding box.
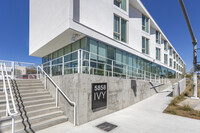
(38, 88, 200, 133)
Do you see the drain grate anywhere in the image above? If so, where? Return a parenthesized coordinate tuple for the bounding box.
(96, 122, 118, 132)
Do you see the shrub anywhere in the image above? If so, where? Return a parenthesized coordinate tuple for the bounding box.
(167, 109, 177, 115)
(180, 104, 192, 111)
(184, 91, 189, 96)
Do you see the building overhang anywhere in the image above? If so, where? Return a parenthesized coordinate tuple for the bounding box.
(30, 28, 85, 57)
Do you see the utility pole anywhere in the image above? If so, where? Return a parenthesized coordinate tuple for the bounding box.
(179, 0, 199, 99)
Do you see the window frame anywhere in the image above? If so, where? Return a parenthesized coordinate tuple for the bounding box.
(114, 0, 127, 11)
(164, 40, 168, 51)
(156, 31, 161, 44)
(113, 14, 127, 43)
(164, 54, 168, 65)
(142, 14, 150, 33)
(156, 47, 161, 61)
(142, 36, 149, 55)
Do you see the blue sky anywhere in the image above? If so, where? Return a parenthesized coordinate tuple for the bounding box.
(0, 0, 199, 72)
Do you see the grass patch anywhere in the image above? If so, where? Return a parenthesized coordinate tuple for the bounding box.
(179, 104, 192, 111)
(166, 109, 177, 115)
(164, 79, 200, 120)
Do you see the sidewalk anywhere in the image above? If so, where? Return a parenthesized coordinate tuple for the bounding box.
(38, 87, 200, 133)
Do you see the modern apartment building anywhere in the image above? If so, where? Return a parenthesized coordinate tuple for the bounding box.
(29, 0, 186, 79)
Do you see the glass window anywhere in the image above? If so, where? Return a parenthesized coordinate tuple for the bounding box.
(142, 15, 149, 33)
(174, 61, 176, 69)
(169, 47, 172, 56)
(64, 44, 71, 54)
(81, 38, 87, 50)
(164, 54, 168, 65)
(98, 42, 107, 62)
(156, 48, 161, 60)
(114, 15, 120, 40)
(121, 19, 127, 42)
(114, 0, 127, 11)
(116, 49, 122, 65)
(169, 58, 172, 67)
(89, 39, 98, 60)
(113, 15, 127, 43)
(142, 37, 149, 55)
(52, 51, 58, 60)
(164, 41, 168, 51)
(156, 31, 161, 44)
(72, 40, 80, 60)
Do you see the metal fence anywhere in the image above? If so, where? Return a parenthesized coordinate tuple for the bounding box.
(42, 49, 169, 84)
(0, 60, 39, 79)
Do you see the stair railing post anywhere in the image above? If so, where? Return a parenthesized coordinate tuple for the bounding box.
(78, 50, 80, 73)
(12, 117, 15, 133)
(112, 60, 114, 77)
(126, 65, 128, 79)
(11, 61, 15, 79)
(56, 87, 58, 107)
(62, 56, 64, 75)
(89, 52, 91, 74)
(150, 73, 151, 82)
(159, 76, 161, 83)
(80, 50, 83, 74)
(37, 66, 39, 79)
(50, 60, 52, 77)
(44, 75, 47, 90)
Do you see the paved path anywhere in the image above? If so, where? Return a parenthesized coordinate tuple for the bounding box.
(38, 88, 200, 133)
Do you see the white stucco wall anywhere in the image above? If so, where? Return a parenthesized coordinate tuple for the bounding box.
(29, 0, 184, 75)
(29, 0, 71, 55)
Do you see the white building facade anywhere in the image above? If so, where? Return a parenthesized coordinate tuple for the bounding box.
(29, 0, 186, 79)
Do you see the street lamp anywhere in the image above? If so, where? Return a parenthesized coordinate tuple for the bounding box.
(179, 0, 199, 99)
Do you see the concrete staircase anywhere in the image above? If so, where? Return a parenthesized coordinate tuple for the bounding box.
(0, 79, 68, 133)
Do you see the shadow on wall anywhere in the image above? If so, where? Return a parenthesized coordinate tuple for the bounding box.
(131, 80, 137, 97)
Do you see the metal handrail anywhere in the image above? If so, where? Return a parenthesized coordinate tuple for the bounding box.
(37, 65, 77, 126)
(0, 63, 18, 133)
(41, 49, 171, 84)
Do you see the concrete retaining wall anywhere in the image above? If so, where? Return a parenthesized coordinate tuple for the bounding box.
(42, 74, 172, 125)
(172, 78, 186, 97)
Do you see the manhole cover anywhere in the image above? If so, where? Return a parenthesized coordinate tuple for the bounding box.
(96, 122, 118, 132)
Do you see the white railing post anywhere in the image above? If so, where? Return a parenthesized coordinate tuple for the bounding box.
(56, 87, 58, 107)
(37, 66, 39, 79)
(50, 61, 52, 76)
(89, 52, 91, 74)
(44, 75, 47, 90)
(112, 61, 114, 77)
(80, 50, 83, 74)
(12, 117, 15, 133)
(162, 77, 164, 84)
(11, 61, 15, 79)
(159, 76, 160, 83)
(144, 71, 146, 81)
(78, 50, 80, 73)
(126, 65, 128, 79)
(62, 56, 64, 75)
(150, 73, 151, 82)
(155, 75, 156, 82)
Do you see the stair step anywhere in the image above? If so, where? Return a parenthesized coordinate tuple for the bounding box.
(0, 85, 44, 90)
(0, 89, 46, 97)
(0, 102, 56, 116)
(0, 110, 64, 132)
(14, 116, 68, 133)
(0, 95, 52, 107)
(0, 98, 54, 110)
(0, 106, 61, 123)
(0, 91, 50, 102)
